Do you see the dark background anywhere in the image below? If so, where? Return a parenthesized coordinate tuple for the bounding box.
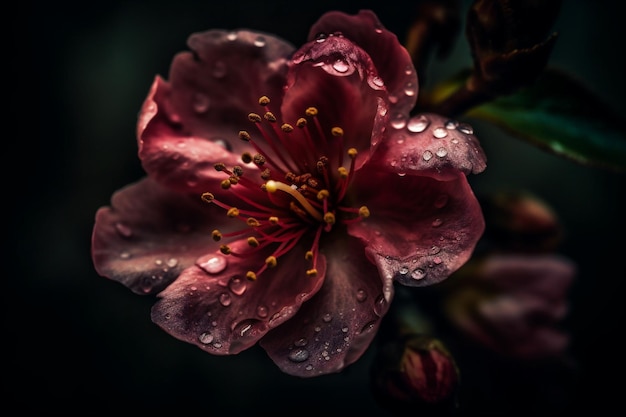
(10, 0, 625, 415)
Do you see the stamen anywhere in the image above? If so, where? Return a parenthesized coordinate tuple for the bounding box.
(220, 244, 231, 255)
(247, 237, 260, 247)
(212, 230, 222, 241)
(227, 207, 240, 217)
(239, 130, 251, 141)
(246, 271, 257, 281)
(306, 269, 318, 277)
(241, 152, 253, 163)
(248, 113, 262, 123)
(258, 96, 270, 106)
(221, 179, 232, 189)
(265, 180, 323, 222)
(265, 256, 277, 267)
(264, 112, 277, 122)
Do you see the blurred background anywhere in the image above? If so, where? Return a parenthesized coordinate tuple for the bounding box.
(10, 0, 625, 415)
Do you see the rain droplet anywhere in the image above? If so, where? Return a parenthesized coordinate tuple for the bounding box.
(407, 114, 430, 133)
(226, 32, 237, 41)
(294, 338, 308, 347)
(433, 127, 448, 138)
(219, 293, 231, 306)
(368, 75, 385, 90)
(228, 277, 247, 296)
(256, 305, 268, 318)
(422, 150, 433, 161)
(166, 258, 178, 267)
(411, 268, 426, 280)
(197, 254, 228, 274)
(192, 92, 210, 113)
(322, 313, 332, 323)
(115, 222, 132, 238)
(444, 119, 459, 129)
(211, 61, 226, 78)
(404, 82, 416, 96)
(436, 147, 448, 157)
(390, 113, 407, 129)
(342, 327, 349, 333)
(288, 349, 310, 362)
(356, 289, 367, 302)
(429, 246, 441, 255)
(373, 294, 387, 317)
(432, 218, 443, 227)
(305, 364, 313, 371)
(315, 33, 327, 42)
(332, 59, 350, 73)
(198, 332, 214, 344)
(233, 319, 264, 338)
(458, 123, 473, 134)
(253, 36, 266, 47)
(120, 251, 131, 259)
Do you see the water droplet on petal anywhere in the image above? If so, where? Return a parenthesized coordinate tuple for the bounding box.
(315, 33, 327, 42)
(192, 92, 210, 113)
(407, 114, 430, 132)
(120, 251, 131, 259)
(433, 127, 448, 138)
(423, 150, 433, 161)
(458, 123, 473, 134)
(233, 319, 265, 338)
(256, 305, 268, 318)
(228, 277, 247, 296)
(115, 222, 132, 238)
(226, 32, 237, 41)
(411, 268, 426, 280)
(356, 289, 367, 302)
(166, 258, 178, 267)
(288, 348, 310, 362)
(332, 59, 350, 73)
(436, 147, 448, 157)
(399, 266, 409, 275)
(219, 292, 231, 306)
(445, 119, 459, 129)
(432, 218, 443, 227)
(199, 331, 214, 344)
(373, 294, 387, 317)
(368, 75, 385, 90)
(294, 337, 308, 347)
(404, 82, 416, 96)
(197, 254, 228, 274)
(253, 36, 266, 47)
(322, 313, 332, 323)
(390, 113, 407, 129)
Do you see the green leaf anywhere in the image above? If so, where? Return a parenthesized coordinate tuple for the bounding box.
(432, 68, 626, 172)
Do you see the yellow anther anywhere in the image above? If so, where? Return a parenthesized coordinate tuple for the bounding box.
(324, 212, 336, 225)
(227, 207, 240, 217)
(281, 123, 294, 132)
(221, 179, 232, 189)
(305, 251, 314, 261)
(296, 118, 307, 128)
(248, 113, 262, 123)
(265, 180, 323, 222)
(264, 112, 277, 122)
(228, 176, 239, 185)
(331, 126, 344, 137)
(337, 167, 348, 178)
(220, 245, 231, 255)
(306, 269, 318, 277)
(269, 216, 279, 224)
(246, 217, 260, 227)
(247, 237, 259, 247)
(317, 189, 330, 200)
(305, 107, 318, 117)
(241, 152, 253, 164)
(265, 256, 277, 267)
(246, 271, 257, 281)
(258, 96, 270, 106)
(201, 192, 215, 203)
(239, 130, 251, 141)
(214, 162, 226, 171)
(359, 206, 371, 218)
(348, 148, 358, 159)
(211, 230, 222, 241)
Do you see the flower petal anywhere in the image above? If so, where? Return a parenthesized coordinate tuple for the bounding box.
(151, 238, 325, 355)
(308, 10, 418, 117)
(384, 113, 487, 179)
(282, 34, 388, 169)
(91, 178, 218, 295)
(260, 235, 393, 377)
(348, 168, 485, 288)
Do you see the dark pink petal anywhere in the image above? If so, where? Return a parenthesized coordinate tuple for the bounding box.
(445, 254, 576, 358)
(91, 178, 219, 295)
(282, 35, 389, 170)
(383, 113, 487, 179)
(348, 168, 484, 288)
(260, 235, 393, 377)
(308, 10, 418, 117)
(151, 239, 325, 355)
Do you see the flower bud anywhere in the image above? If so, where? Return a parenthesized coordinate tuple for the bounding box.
(371, 334, 459, 413)
(465, 0, 562, 95)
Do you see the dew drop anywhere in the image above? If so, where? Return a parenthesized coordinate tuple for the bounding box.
(422, 150, 433, 161)
(436, 147, 448, 157)
(368, 75, 385, 90)
(429, 245, 441, 255)
(390, 113, 407, 129)
(256, 305, 268, 318)
(233, 319, 265, 338)
(120, 251, 131, 259)
(433, 127, 448, 138)
(411, 268, 426, 280)
(228, 277, 247, 296)
(399, 266, 409, 275)
(322, 313, 332, 323)
(198, 332, 214, 344)
(294, 338, 308, 347)
(211, 61, 226, 78)
(451, 138, 459, 144)
(305, 364, 313, 371)
(332, 59, 350, 73)
(197, 254, 228, 274)
(115, 222, 132, 238)
(458, 123, 474, 134)
(432, 218, 443, 227)
(192, 92, 210, 113)
(219, 293, 232, 307)
(166, 258, 178, 267)
(373, 294, 387, 317)
(404, 82, 416, 96)
(434, 194, 449, 208)
(444, 119, 459, 129)
(407, 114, 430, 133)
(356, 289, 367, 302)
(315, 33, 327, 43)
(226, 32, 237, 41)
(288, 348, 310, 362)
(253, 36, 266, 47)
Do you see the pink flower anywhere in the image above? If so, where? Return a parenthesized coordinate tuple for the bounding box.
(91, 10, 486, 377)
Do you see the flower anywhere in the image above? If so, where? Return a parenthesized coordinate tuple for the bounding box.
(91, 9, 486, 377)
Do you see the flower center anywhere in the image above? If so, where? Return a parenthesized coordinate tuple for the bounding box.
(201, 96, 370, 280)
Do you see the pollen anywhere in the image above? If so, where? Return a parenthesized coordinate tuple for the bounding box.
(220, 179, 232, 189)
(201, 192, 215, 203)
(317, 189, 330, 200)
(281, 123, 294, 132)
(331, 126, 344, 137)
(305, 107, 318, 117)
(265, 256, 277, 267)
(348, 148, 358, 159)
(264, 112, 277, 122)
(296, 118, 307, 128)
(247, 237, 260, 247)
(227, 207, 240, 217)
(306, 269, 318, 277)
(258, 96, 270, 106)
(324, 212, 336, 225)
(305, 250, 314, 260)
(359, 206, 371, 218)
(269, 216, 279, 224)
(337, 167, 348, 178)
(220, 244, 231, 255)
(214, 162, 226, 171)
(211, 229, 222, 241)
(239, 130, 251, 141)
(241, 152, 252, 163)
(246, 217, 261, 227)
(248, 113, 262, 123)
(246, 271, 257, 281)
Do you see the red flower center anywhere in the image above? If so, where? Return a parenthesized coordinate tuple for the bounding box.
(201, 96, 369, 280)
